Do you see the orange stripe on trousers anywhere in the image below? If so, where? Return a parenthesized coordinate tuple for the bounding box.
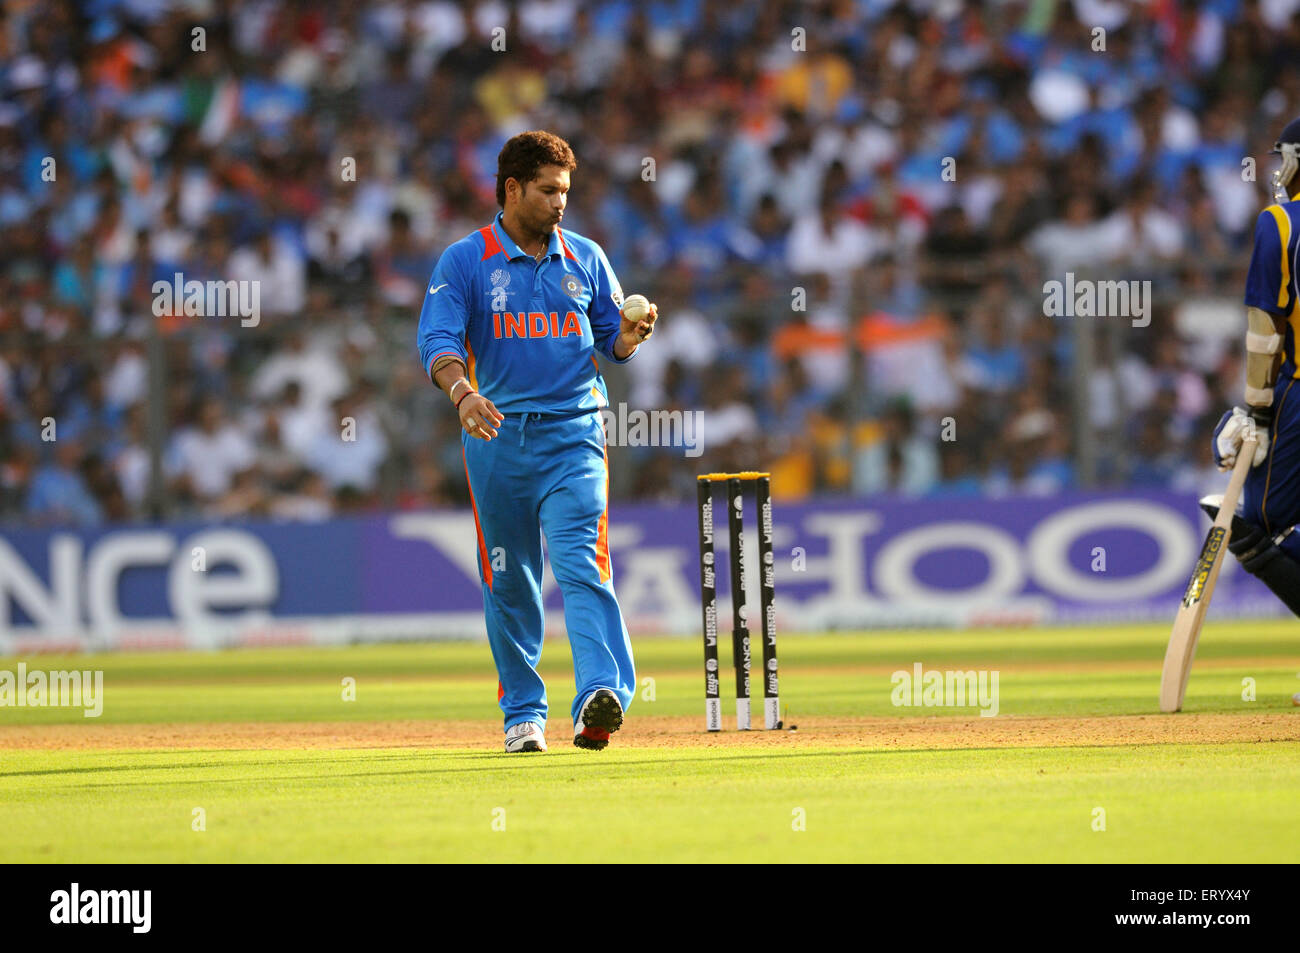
(596, 446, 612, 583)
(462, 445, 493, 591)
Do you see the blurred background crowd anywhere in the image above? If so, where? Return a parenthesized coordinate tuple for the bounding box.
(3, 0, 1300, 526)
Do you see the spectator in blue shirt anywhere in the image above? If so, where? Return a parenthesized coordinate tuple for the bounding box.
(25, 440, 102, 526)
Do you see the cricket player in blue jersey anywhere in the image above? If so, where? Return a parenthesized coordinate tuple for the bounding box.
(417, 131, 658, 752)
(1208, 117, 1300, 626)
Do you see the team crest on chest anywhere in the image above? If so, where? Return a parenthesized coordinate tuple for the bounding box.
(562, 273, 584, 298)
(489, 268, 511, 309)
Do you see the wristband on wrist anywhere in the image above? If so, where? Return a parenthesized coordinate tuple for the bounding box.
(448, 378, 471, 402)
(454, 388, 476, 410)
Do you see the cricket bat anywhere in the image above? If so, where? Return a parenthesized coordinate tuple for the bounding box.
(1159, 435, 1258, 713)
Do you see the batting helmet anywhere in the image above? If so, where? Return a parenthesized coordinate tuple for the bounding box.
(1271, 117, 1300, 201)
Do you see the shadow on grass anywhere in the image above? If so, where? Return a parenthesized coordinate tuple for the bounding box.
(1, 738, 1283, 789)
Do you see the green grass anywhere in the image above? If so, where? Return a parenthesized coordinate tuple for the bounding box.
(2, 622, 1297, 724)
(3, 744, 1297, 862)
(1, 621, 1298, 862)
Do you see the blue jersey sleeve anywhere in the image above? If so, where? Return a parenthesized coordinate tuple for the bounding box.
(417, 244, 472, 380)
(587, 243, 635, 364)
(1244, 208, 1288, 316)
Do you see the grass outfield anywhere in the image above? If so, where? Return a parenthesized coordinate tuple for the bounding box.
(0, 622, 1297, 862)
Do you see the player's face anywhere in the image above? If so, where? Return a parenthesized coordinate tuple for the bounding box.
(519, 165, 569, 233)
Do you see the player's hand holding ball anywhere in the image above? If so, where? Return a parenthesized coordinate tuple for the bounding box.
(1212, 406, 1268, 470)
(617, 294, 658, 355)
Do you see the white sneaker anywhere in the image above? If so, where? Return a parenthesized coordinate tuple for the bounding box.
(573, 689, 624, 750)
(504, 722, 547, 753)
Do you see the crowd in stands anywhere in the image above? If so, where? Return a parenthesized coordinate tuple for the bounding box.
(3, 0, 1298, 525)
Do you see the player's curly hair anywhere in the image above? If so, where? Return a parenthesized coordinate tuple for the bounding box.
(495, 131, 577, 207)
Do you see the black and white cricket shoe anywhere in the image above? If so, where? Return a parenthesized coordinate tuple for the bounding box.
(573, 689, 623, 750)
(504, 721, 547, 753)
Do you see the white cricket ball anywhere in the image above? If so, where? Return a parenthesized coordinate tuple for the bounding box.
(621, 294, 650, 322)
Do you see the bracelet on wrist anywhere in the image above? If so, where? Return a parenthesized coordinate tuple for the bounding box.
(454, 388, 476, 410)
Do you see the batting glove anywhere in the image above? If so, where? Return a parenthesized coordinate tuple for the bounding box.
(1212, 407, 1268, 470)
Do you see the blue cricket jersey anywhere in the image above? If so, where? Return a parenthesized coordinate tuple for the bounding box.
(417, 211, 634, 415)
(1245, 196, 1300, 381)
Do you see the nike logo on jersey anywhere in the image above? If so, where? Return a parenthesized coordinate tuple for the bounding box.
(429, 283, 448, 295)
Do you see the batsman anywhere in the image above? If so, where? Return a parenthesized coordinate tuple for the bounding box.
(1208, 117, 1300, 619)
(417, 131, 658, 753)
